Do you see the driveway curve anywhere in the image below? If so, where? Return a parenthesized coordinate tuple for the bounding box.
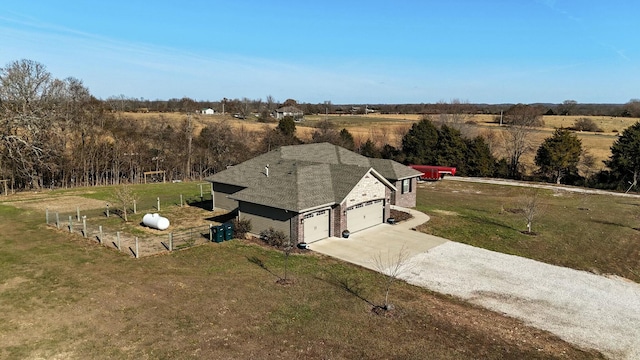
(308, 206, 640, 360)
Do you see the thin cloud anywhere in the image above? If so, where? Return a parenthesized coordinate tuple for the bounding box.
(0, 13, 373, 100)
(534, 1, 633, 63)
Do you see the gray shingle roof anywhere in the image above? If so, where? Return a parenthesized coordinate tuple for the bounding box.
(275, 106, 303, 114)
(369, 158, 422, 181)
(208, 143, 420, 212)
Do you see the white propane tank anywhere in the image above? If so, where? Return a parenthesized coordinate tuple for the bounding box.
(142, 213, 170, 230)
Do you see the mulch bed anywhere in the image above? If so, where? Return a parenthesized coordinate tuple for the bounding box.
(390, 209, 413, 223)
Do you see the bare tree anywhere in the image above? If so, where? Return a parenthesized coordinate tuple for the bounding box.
(579, 150, 597, 180)
(310, 120, 340, 144)
(238, 97, 251, 119)
(265, 95, 276, 112)
(517, 191, 544, 234)
(480, 129, 502, 158)
(393, 124, 411, 149)
(559, 99, 578, 115)
(435, 99, 475, 137)
(105, 94, 132, 112)
(371, 245, 412, 311)
(194, 120, 249, 177)
(112, 184, 137, 222)
(183, 114, 194, 180)
(0, 59, 56, 189)
(502, 104, 544, 178)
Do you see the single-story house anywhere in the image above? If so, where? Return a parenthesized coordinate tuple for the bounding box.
(201, 108, 216, 115)
(274, 106, 304, 120)
(207, 143, 421, 244)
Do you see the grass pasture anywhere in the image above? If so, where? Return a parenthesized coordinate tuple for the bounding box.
(417, 180, 640, 282)
(0, 183, 604, 359)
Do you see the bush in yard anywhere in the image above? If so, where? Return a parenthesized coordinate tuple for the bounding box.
(231, 218, 252, 239)
(259, 227, 289, 248)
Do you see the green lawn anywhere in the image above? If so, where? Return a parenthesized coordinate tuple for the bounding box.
(0, 183, 602, 359)
(417, 180, 640, 282)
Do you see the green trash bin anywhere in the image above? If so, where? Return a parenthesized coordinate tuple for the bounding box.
(213, 225, 224, 243)
(224, 223, 234, 241)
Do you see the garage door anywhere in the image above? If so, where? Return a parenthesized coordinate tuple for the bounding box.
(346, 199, 384, 233)
(303, 209, 330, 242)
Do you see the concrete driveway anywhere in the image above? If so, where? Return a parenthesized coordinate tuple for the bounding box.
(307, 206, 448, 271)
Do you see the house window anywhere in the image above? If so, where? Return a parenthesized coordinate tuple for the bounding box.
(402, 179, 411, 194)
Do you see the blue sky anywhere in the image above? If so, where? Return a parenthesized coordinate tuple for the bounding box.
(1, 1, 638, 104)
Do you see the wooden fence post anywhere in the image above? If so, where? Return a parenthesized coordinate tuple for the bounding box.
(133, 200, 137, 214)
(157, 197, 160, 211)
(56, 212, 60, 229)
(135, 237, 139, 258)
(76, 207, 80, 221)
(116, 231, 121, 250)
(82, 216, 87, 238)
(169, 233, 173, 251)
(68, 216, 73, 233)
(98, 225, 103, 243)
(209, 224, 213, 242)
(200, 184, 204, 202)
(106, 203, 109, 217)
(45, 208, 49, 225)
(180, 194, 183, 207)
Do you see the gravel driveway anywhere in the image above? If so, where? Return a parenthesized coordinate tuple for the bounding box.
(401, 241, 640, 360)
(310, 205, 640, 359)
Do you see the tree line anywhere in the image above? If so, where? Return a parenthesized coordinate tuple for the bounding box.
(106, 93, 640, 119)
(1, 59, 638, 193)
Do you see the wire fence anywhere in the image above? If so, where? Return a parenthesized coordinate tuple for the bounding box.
(44, 196, 232, 258)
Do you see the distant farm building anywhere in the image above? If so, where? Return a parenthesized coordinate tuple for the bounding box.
(274, 106, 304, 121)
(201, 108, 216, 115)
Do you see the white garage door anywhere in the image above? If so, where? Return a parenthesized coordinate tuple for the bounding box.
(346, 199, 384, 233)
(303, 209, 330, 242)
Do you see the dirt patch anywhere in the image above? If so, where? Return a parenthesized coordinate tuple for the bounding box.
(0, 276, 29, 293)
(9, 196, 106, 213)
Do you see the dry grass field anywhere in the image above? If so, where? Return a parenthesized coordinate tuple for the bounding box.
(122, 111, 640, 175)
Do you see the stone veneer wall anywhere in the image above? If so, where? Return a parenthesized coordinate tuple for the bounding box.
(343, 172, 386, 207)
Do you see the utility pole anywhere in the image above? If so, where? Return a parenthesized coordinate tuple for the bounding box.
(324, 100, 330, 121)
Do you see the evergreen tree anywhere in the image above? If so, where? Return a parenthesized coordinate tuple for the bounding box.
(465, 136, 496, 177)
(338, 128, 355, 151)
(276, 116, 296, 137)
(605, 121, 640, 192)
(401, 117, 438, 164)
(359, 139, 380, 158)
(434, 125, 467, 171)
(535, 128, 582, 184)
(380, 144, 405, 163)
